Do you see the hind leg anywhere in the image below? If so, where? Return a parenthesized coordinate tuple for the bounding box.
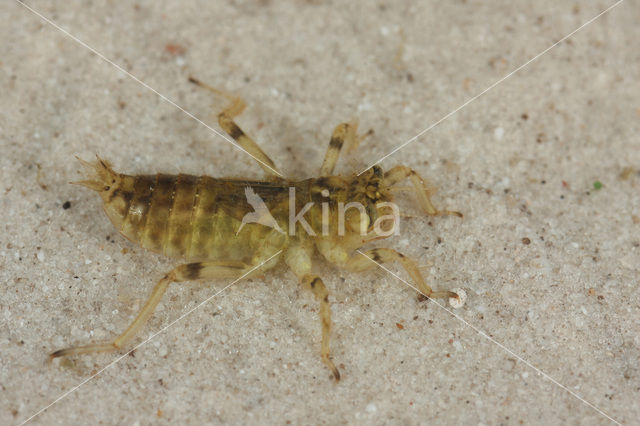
(50, 260, 254, 360)
(188, 77, 281, 178)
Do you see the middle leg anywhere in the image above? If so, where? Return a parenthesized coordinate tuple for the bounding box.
(301, 274, 340, 380)
(285, 245, 340, 380)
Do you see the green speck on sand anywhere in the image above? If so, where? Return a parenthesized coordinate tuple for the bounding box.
(593, 181, 603, 190)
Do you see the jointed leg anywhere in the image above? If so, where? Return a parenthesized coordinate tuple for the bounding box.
(188, 77, 281, 177)
(50, 260, 251, 360)
(384, 165, 462, 217)
(346, 248, 458, 301)
(285, 245, 340, 380)
(301, 274, 340, 380)
(320, 120, 373, 176)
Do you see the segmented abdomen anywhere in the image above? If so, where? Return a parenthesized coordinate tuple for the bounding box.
(102, 173, 254, 262)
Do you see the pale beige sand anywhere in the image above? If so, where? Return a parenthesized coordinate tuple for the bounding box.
(1, 1, 639, 424)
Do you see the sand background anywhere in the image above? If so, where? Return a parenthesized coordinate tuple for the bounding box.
(1, 1, 639, 424)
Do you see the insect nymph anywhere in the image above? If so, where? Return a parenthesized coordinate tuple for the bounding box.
(50, 78, 463, 380)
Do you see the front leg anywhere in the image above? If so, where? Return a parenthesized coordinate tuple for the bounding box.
(316, 240, 458, 302)
(384, 165, 462, 218)
(348, 248, 458, 301)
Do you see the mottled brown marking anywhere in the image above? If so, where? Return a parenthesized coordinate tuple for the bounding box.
(329, 136, 343, 149)
(143, 174, 177, 251)
(225, 263, 246, 270)
(310, 277, 320, 288)
(49, 349, 68, 358)
(197, 177, 221, 215)
(153, 175, 178, 211)
(134, 176, 155, 201)
(109, 188, 133, 205)
(164, 174, 199, 258)
(173, 175, 198, 211)
(315, 177, 330, 188)
(121, 175, 155, 240)
(108, 188, 133, 217)
(228, 122, 244, 140)
(185, 262, 204, 280)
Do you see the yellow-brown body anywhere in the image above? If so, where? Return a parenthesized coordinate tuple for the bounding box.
(51, 78, 463, 381)
(101, 172, 287, 264)
(94, 161, 392, 268)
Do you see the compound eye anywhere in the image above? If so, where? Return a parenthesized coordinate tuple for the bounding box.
(372, 165, 383, 178)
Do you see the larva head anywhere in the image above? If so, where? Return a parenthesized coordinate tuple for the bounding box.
(343, 165, 395, 234)
(306, 166, 397, 238)
(317, 166, 391, 235)
(354, 164, 391, 200)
